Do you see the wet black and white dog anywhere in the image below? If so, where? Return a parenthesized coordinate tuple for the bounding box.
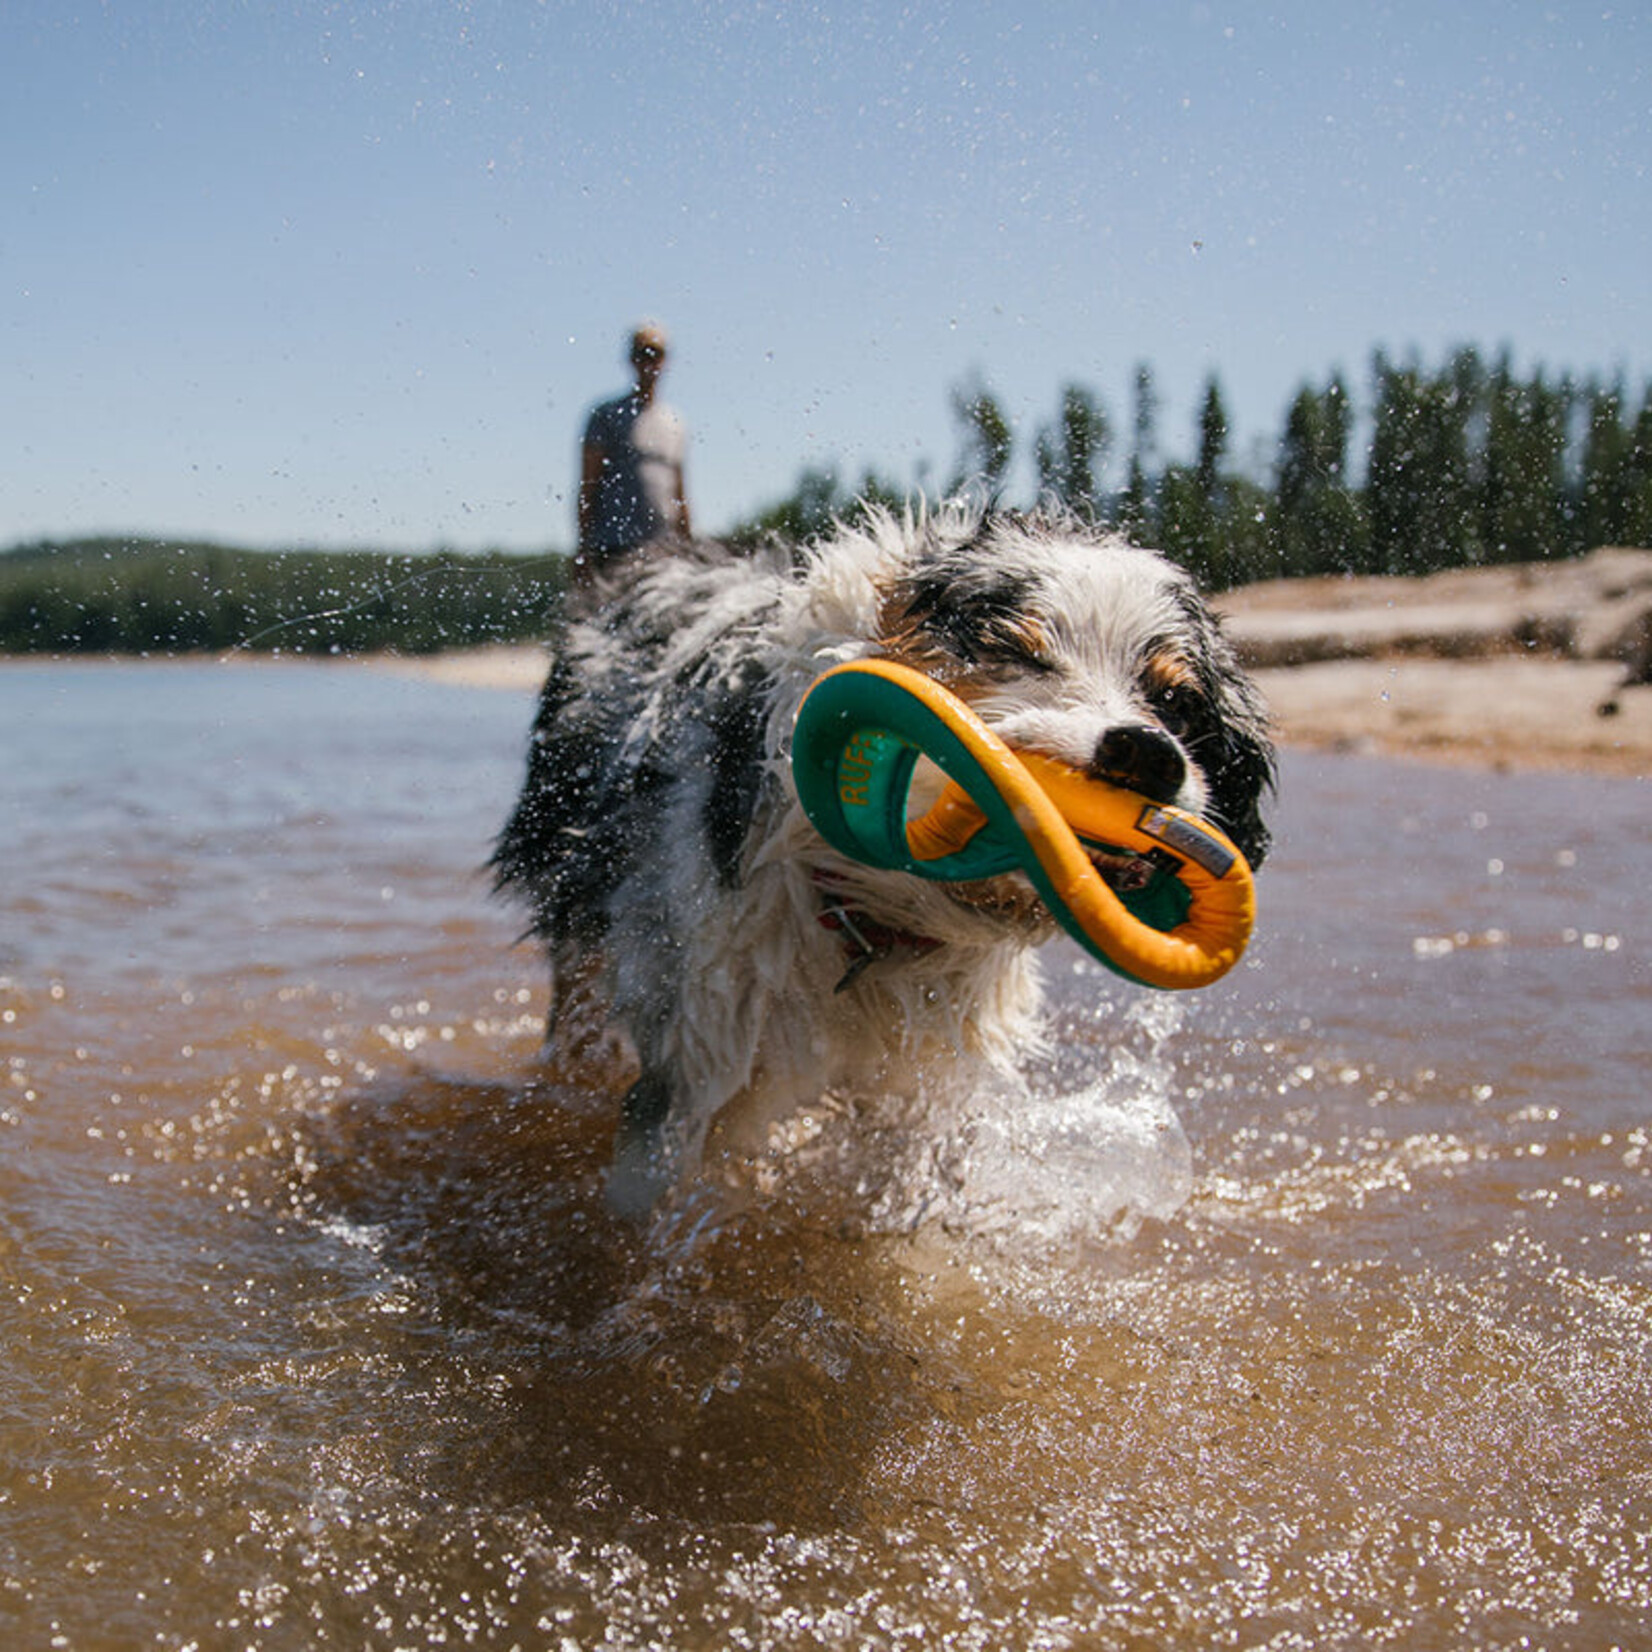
(494, 504, 1273, 1185)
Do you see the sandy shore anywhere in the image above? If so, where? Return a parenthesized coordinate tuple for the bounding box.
(1216, 546, 1652, 776)
(367, 643, 552, 693)
(368, 551, 1652, 779)
(1246, 657, 1651, 776)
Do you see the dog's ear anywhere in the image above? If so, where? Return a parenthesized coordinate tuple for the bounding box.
(880, 518, 1047, 672)
(1172, 590, 1276, 870)
(1202, 704, 1275, 870)
(492, 653, 655, 943)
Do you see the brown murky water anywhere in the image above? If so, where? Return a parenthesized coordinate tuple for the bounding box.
(3, 661, 1649, 1649)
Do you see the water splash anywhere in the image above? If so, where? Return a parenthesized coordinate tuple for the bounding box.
(639, 983, 1196, 1257)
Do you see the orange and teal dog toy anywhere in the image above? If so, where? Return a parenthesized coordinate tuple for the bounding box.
(791, 658, 1255, 990)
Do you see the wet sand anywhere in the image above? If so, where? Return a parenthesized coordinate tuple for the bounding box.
(1218, 546, 1652, 777)
(369, 548, 1652, 778)
(1249, 656, 1652, 776)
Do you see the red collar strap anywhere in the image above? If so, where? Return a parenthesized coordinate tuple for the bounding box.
(813, 871, 942, 992)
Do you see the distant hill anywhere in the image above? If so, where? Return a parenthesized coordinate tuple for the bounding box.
(0, 538, 569, 655)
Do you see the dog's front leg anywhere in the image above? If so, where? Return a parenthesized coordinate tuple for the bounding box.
(606, 1071, 675, 1216)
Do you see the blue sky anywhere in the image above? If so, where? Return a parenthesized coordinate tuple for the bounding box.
(5, 1, 1648, 552)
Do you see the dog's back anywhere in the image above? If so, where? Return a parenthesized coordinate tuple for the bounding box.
(494, 540, 789, 958)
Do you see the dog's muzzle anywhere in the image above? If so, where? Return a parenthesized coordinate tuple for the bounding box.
(1091, 724, 1185, 803)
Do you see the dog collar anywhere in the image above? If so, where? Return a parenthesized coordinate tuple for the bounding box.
(812, 871, 942, 992)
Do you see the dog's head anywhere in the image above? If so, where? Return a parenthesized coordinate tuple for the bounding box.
(875, 506, 1274, 871)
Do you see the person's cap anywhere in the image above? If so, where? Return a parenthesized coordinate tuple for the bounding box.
(630, 321, 669, 360)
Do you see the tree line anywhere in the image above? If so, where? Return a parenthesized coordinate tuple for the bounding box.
(0, 539, 567, 656)
(733, 344, 1652, 591)
(6, 342, 1649, 655)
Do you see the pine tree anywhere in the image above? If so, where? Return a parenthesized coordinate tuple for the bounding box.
(1367, 352, 1477, 573)
(1118, 365, 1159, 543)
(1034, 383, 1112, 520)
(1577, 377, 1652, 551)
(1478, 355, 1570, 562)
(1273, 374, 1364, 576)
(1196, 377, 1228, 503)
(948, 378, 1014, 496)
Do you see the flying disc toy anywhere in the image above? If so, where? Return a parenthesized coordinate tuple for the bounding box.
(790, 658, 1255, 990)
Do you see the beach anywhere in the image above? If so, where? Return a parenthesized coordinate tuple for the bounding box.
(1218, 545, 1652, 777)
(372, 546, 1652, 778)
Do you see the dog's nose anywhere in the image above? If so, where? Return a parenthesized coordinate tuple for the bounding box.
(1091, 725, 1185, 802)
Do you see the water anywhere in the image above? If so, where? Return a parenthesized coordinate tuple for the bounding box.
(3, 659, 1649, 1650)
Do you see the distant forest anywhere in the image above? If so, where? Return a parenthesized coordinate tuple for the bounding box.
(742, 344, 1652, 592)
(4, 343, 1650, 655)
(0, 542, 567, 657)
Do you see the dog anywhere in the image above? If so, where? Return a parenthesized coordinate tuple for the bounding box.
(493, 502, 1273, 1197)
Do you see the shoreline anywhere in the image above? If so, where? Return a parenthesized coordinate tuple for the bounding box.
(7, 552, 1650, 778)
(362, 640, 1652, 778)
(7, 642, 1649, 779)
(1249, 657, 1651, 778)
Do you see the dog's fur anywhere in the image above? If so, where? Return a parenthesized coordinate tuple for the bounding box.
(494, 504, 1273, 1179)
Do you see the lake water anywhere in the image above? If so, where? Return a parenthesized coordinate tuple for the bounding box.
(3, 659, 1649, 1650)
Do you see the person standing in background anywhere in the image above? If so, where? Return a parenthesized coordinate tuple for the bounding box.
(571, 321, 691, 606)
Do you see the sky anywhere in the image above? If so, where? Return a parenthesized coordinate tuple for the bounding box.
(4, 1, 1649, 553)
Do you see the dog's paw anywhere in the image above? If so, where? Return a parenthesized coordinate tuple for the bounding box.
(605, 1075, 675, 1218)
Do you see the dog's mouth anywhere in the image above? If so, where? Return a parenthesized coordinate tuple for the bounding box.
(902, 752, 1165, 924)
(1084, 845, 1160, 894)
(944, 873, 1049, 930)
(946, 845, 1160, 931)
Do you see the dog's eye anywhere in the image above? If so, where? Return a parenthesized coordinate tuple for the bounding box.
(972, 628, 1053, 673)
(965, 613, 1054, 673)
(1145, 677, 1202, 731)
